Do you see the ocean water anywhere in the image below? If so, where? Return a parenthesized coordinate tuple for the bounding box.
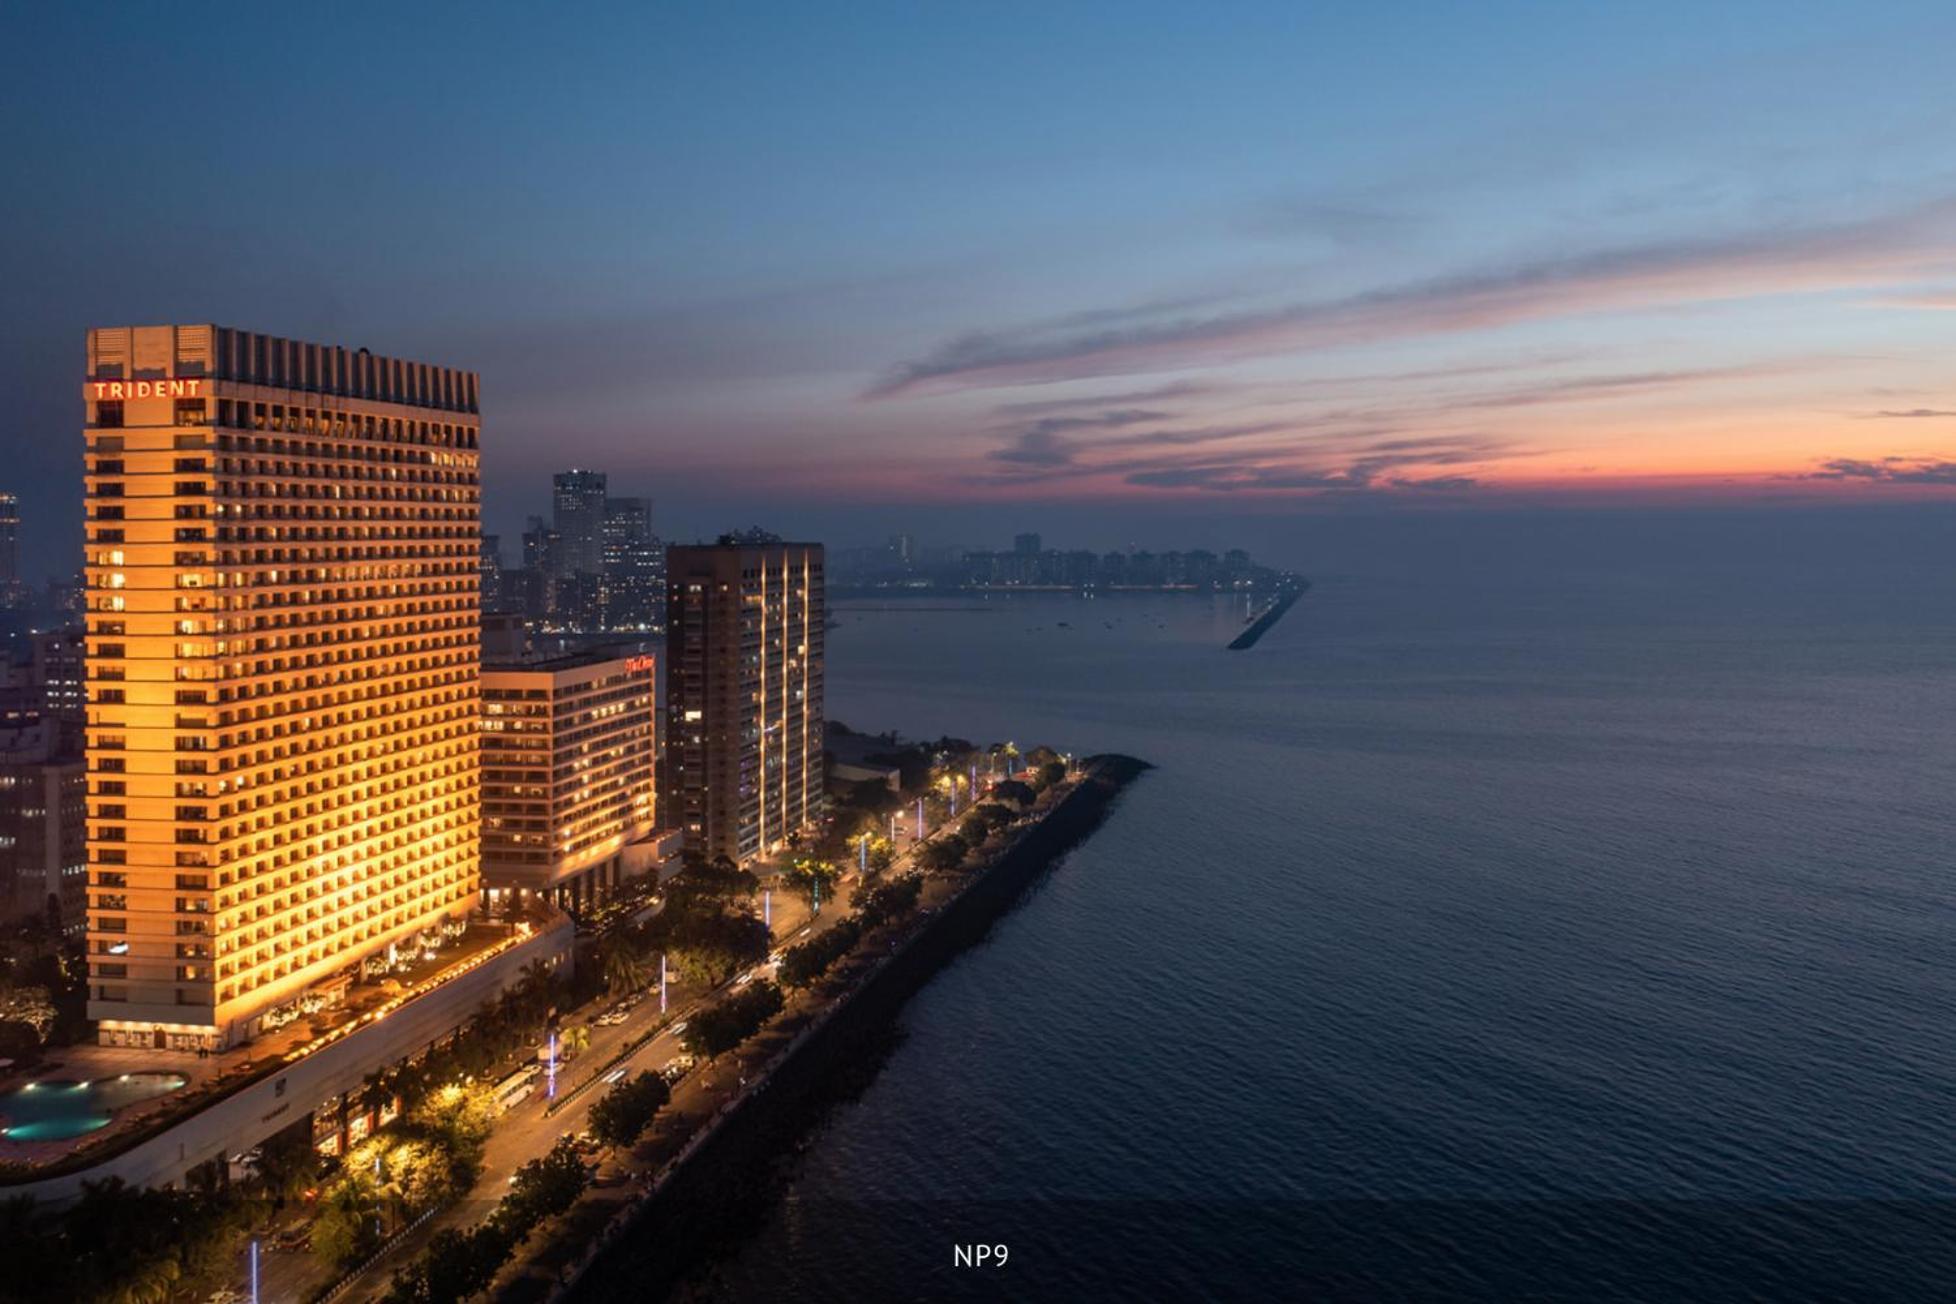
(656, 513, 1956, 1302)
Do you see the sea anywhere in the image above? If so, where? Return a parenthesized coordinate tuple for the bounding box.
(650, 507, 1956, 1302)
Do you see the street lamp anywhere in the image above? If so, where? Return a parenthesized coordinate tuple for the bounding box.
(659, 952, 668, 1014)
(250, 1239, 259, 1304)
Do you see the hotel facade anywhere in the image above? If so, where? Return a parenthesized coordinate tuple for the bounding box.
(481, 650, 660, 908)
(665, 540, 825, 864)
(83, 324, 482, 1050)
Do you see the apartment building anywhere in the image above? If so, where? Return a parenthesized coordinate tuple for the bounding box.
(665, 539, 825, 864)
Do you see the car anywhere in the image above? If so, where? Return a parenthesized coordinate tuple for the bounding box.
(733, 970, 755, 988)
(601, 1067, 627, 1085)
(669, 1020, 687, 1036)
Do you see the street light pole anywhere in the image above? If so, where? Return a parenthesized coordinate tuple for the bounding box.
(250, 1239, 259, 1304)
(660, 951, 668, 1014)
(916, 798, 925, 840)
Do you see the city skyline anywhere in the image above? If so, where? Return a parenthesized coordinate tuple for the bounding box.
(11, 5, 1956, 578)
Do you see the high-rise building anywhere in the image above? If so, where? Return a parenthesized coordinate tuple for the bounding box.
(601, 496, 663, 631)
(551, 470, 607, 579)
(479, 534, 504, 610)
(665, 539, 825, 864)
(1, 717, 87, 932)
(481, 651, 657, 909)
(83, 324, 482, 1051)
(1013, 531, 1041, 556)
(0, 493, 23, 610)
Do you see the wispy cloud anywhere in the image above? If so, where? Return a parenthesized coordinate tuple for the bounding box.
(1807, 455, 1956, 482)
(867, 195, 1956, 398)
(1865, 408, 1956, 418)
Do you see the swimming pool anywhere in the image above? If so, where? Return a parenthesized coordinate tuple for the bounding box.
(0, 1072, 189, 1142)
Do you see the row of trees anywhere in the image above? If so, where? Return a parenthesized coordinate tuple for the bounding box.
(776, 872, 926, 991)
(677, 980, 785, 1062)
(382, 1138, 591, 1304)
(777, 918, 862, 989)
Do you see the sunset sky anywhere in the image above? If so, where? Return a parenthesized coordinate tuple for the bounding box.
(7, 1, 1956, 571)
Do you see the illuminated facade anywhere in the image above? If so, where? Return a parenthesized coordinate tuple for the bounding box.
(666, 541, 825, 864)
(481, 652, 656, 908)
(83, 324, 482, 1050)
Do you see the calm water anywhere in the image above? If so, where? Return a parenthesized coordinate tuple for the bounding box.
(671, 515, 1956, 1301)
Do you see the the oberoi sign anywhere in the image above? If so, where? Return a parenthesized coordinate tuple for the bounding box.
(625, 655, 654, 674)
(88, 378, 206, 399)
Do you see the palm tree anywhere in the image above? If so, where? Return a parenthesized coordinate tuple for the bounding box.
(359, 1068, 394, 1119)
(600, 935, 648, 993)
(560, 1024, 591, 1060)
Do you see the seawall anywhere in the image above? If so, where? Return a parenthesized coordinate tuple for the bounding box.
(547, 754, 1151, 1301)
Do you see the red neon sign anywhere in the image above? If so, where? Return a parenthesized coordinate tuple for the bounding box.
(88, 378, 205, 400)
(625, 655, 655, 674)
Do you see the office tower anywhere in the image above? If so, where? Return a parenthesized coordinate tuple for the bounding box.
(83, 324, 482, 1051)
(29, 628, 87, 755)
(1013, 531, 1041, 556)
(479, 534, 504, 610)
(665, 539, 825, 864)
(0, 493, 22, 610)
(521, 515, 559, 573)
(0, 718, 87, 932)
(481, 651, 656, 909)
(601, 496, 663, 631)
(888, 533, 915, 567)
(551, 470, 607, 579)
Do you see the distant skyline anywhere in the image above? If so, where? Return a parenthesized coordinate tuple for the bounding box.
(10, 2, 1956, 578)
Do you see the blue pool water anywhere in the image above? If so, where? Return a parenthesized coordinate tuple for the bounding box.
(0, 1073, 188, 1142)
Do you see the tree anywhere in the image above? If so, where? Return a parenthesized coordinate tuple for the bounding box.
(598, 932, 650, 994)
(559, 1023, 591, 1060)
(666, 855, 760, 909)
(587, 1071, 670, 1148)
(777, 919, 861, 989)
(916, 835, 967, 873)
(857, 874, 924, 930)
(678, 981, 785, 1061)
(666, 908, 769, 986)
(993, 779, 1035, 808)
(312, 1174, 384, 1268)
(500, 1138, 589, 1228)
(783, 854, 842, 908)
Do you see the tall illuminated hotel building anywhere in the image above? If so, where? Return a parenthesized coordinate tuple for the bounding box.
(83, 325, 482, 1050)
(666, 540, 825, 865)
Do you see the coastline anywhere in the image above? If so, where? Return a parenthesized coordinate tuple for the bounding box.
(527, 754, 1151, 1302)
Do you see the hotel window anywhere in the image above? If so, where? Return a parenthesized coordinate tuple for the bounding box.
(96, 401, 124, 428)
(175, 398, 206, 426)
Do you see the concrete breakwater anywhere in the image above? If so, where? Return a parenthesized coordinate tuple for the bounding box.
(1227, 583, 1308, 650)
(543, 754, 1151, 1302)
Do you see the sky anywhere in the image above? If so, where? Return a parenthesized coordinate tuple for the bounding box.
(7, 0, 1956, 577)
